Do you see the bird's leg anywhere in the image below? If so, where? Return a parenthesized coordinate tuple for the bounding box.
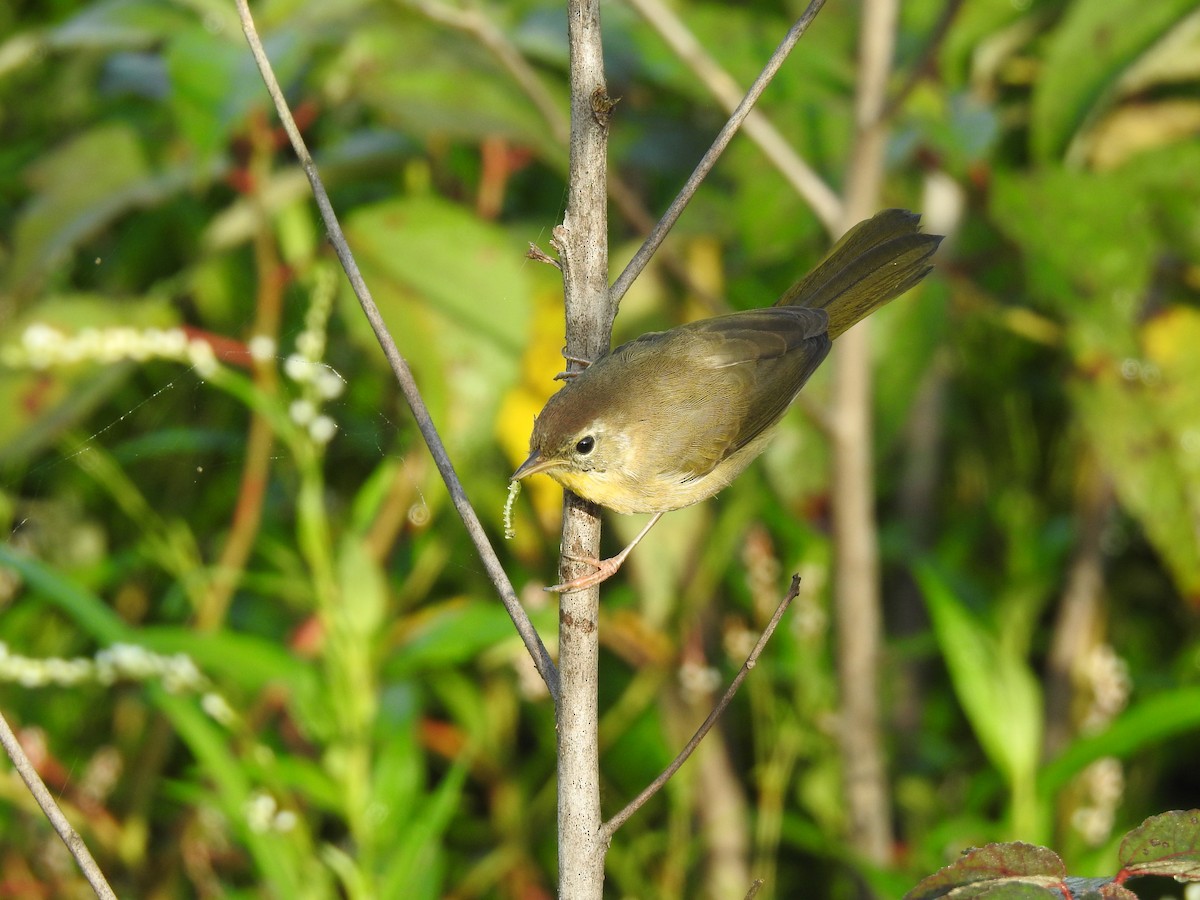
(547, 512, 664, 593)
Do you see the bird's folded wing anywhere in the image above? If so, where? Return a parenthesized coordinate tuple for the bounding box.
(640, 307, 833, 481)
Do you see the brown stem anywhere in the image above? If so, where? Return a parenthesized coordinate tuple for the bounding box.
(196, 123, 285, 631)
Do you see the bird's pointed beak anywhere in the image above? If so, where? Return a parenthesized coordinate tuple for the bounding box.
(512, 449, 559, 482)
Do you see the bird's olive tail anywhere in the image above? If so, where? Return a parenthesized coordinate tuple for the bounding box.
(778, 209, 942, 338)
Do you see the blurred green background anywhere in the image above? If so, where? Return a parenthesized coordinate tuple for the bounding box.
(2, 0, 1199, 897)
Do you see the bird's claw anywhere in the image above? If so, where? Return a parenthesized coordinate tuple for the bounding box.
(544, 553, 621, 593)
(554, 350, 593, 381)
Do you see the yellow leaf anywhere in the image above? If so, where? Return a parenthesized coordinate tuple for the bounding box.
(494, 287, 569, 532)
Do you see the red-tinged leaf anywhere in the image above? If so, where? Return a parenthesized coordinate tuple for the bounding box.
(903, 843, 1067, 900)
(914, 878, 1063, 899)
(1117, 810, 1200, 880)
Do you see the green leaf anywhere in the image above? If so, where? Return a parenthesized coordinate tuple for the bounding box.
(387, 600, 524, 677)
(1032, 0, 1198, 161)
(0, 543, 130, 644)
(164, 26, 273, 157)
(137, 626, 320, 696)
(160, 692, 317, 895)
(49, 0, 198, 50)
(0, 546, 318, 892)
(338, 534, 386, 639)
(9, 124, 146, 292)
(990, 168, 1153, 334)
(351, 16, 563, 163)
(7, 125, 219, 294)
(916, 565, 1043, 799)
(343, 195, 530, 451)
(1117, 810, 1200, 881)
(379, 752, 468, 899)
(1040, 687, 1200, 794)
(1072, 308, 1200, 600)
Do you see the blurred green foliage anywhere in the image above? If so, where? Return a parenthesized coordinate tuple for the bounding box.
(1, 0, 1199, 897)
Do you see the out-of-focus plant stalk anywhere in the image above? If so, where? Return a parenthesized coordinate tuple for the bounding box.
(830, 0, 901, 874)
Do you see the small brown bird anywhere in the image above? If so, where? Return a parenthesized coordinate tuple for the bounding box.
(513, 208, 942, 591)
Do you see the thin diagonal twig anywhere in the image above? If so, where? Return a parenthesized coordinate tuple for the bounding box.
(609, 0, 829, 307)
(625, 0, 840, 230)
(234, 0, 560, 703)
(599, 574, 801, 841)
(0, 710, 117, 900)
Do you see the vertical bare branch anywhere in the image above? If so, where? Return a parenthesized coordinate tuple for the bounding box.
(831, 0, 902, 872)
(555, 1, 612, 895)
(0, 711, 117, 900)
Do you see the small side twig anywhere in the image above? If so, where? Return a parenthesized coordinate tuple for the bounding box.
(234, 0, 560, 702)
(526, 242, 561, 269)
(599, 574, 802, 841)
(0, 710, 117, 900)
(609, 0, 829, 307)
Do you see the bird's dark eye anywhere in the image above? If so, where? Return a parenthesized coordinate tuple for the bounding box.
(575, 435, 595, 455)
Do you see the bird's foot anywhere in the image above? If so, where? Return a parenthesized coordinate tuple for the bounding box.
(554, 350, 593, 381)
(545, 553, 624, 593)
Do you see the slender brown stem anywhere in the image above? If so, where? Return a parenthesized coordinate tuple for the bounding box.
(234, 0, 560, 702)
(600, 574, 801, 840)
(0, 710, 117, 900)
(197, 124, 284, 631)
(609, 0, 828, 307)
